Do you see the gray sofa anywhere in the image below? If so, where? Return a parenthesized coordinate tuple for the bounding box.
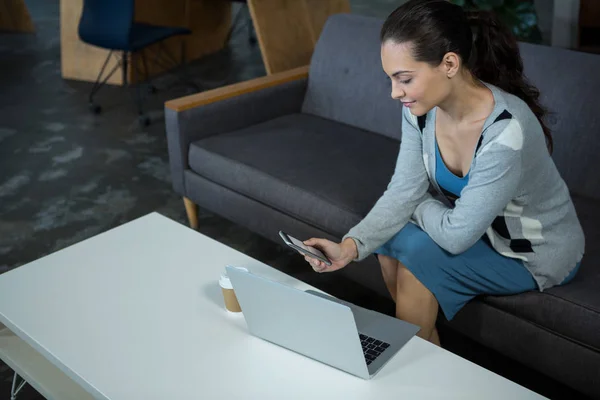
(166, 14, 600, 398)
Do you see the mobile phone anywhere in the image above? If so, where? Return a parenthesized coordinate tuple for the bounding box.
(278, 231, 332, 266)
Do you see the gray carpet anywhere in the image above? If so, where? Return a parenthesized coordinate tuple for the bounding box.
(0, 1, 587, 399)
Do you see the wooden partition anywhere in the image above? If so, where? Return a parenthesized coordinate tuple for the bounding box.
(0, 0, 35, 33)
(60, 0, 232, 85)
(59, 0, 349, 85)
(248, 0, 350, 74)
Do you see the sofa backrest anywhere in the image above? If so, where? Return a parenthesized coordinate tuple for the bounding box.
(303, 13, 600, 199)
(301, 14, 403, 141)
(519, 42, 600, 200)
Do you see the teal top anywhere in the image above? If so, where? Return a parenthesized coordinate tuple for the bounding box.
(434, 138, 469, 202)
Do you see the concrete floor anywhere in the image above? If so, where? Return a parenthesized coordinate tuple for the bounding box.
(0, 1, 588, 399)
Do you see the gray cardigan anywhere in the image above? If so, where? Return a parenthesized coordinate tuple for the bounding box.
(343, 83, 585, 290)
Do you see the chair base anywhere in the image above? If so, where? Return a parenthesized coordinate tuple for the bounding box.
(138, 115, 151, 127)
(87, 43, 198, 128)
(86, 50, 151, 127)
(88, 103, 101, 114)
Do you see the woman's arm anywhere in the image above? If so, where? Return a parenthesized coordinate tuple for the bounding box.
(413, 119, 523, 254)
(342, 107, 431, 261)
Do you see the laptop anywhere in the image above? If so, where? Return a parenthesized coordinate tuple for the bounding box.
(226, 266, 420, 379)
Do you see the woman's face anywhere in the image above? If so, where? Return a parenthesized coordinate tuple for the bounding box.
(381, 40, 452, 117)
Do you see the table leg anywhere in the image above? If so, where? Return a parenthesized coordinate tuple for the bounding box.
(11, 371, 27, 400)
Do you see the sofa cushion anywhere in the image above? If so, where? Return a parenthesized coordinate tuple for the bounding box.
(302, 14, 404, 140)
(482, 194, 600, 351)
(188, 113, 400, 236)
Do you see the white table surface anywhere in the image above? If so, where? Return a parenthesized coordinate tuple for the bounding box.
(0, 212, 546, 399)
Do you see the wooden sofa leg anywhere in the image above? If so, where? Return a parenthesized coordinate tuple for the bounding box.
(183, 197, 199, 230)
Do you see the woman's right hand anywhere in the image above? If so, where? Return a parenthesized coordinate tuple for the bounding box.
(302, 237, 358, 273)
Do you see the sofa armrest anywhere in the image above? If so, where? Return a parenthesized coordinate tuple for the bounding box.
(164, 66, 309, 195)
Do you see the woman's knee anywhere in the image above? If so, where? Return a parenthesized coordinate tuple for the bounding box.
(392, 226, 436, 260)
(396, 266, 435, 300)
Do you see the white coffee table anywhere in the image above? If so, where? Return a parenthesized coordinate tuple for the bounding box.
(0, 213, 546, 399)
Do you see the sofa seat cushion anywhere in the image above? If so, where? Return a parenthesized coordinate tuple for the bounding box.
(188, 113, 400, 236)
(482, 194, 600, 351)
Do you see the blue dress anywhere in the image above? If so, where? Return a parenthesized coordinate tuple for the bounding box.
(374, 138, 580, 320)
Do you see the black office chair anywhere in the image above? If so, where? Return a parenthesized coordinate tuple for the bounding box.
(78, 0, 193, 126)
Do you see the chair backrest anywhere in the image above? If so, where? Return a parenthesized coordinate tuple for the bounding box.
(519, 42, 600, 199)
(78, 0, 135, 50)
(301, 14, 403, 141)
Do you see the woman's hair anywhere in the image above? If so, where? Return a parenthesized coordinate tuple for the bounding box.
(381, 0, 553, 153)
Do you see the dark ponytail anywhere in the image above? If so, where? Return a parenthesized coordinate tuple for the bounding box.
(381, 0, 553, 153)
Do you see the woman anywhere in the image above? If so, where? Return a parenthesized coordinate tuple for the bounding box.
(302, 0, 585, 346)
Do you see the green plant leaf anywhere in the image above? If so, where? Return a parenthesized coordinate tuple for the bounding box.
(474, 0, 505, 7)
(451, 0, 542, 43)
(473, 0, 494, 11)
(515, 2, 535, 12)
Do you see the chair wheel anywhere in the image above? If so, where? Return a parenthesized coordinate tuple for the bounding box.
(249, 36, 257, 45)
(89, 103, 101, 114)
(148, 85, 157, 94)
(138, 115, 151, 127)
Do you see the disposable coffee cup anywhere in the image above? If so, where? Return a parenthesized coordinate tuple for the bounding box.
(219, 266, 248, 313)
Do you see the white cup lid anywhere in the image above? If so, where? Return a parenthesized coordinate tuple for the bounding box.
(219, 266, 249, 289)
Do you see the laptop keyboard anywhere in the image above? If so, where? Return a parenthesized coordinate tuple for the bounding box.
(359, 333, 390, 365)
